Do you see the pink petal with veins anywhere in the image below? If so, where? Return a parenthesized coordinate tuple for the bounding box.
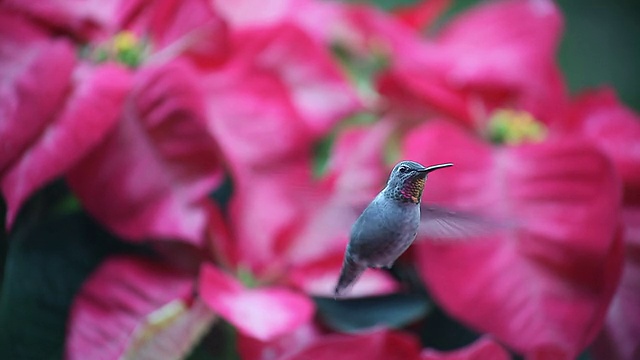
(199, 263, 315, 341)
(66, 256, 195, 360)
(68, 60, 222, 244)
(0, 13, 76, 173)
(2, 64, 131, 226)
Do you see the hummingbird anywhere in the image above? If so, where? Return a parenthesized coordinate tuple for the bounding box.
(334, 160, 454, 298)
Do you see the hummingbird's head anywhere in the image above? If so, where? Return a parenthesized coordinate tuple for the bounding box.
(385, 161, 453, 204)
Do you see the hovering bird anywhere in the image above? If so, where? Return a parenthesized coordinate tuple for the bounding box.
(334, 160, 456, 298)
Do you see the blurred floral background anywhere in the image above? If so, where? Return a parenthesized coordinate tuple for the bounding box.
(1, 0, 639, 359)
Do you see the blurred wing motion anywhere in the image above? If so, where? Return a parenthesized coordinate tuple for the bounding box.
(418, 205, 513, 240)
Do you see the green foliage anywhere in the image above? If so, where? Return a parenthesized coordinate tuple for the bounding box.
(557, 0, 640, 110)
(419, 306, 481, 351)
(0, 212, 122, 359)
(186, 321, 240, 360)
(0, 183, 143, 359)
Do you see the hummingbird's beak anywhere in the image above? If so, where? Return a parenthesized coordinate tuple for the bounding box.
(418, 163, 454, 174)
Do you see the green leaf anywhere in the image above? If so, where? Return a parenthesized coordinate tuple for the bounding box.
(185, 320, 240, 360)
(0, 212, 127, 359)
(314, 293, 431, 332)
(419, 306, 480, 351)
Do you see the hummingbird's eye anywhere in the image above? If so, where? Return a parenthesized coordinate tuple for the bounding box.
(398, 166, 408, 173)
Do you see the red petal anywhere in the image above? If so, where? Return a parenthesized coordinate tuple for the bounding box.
(0, 13, 76, 173)
(199, 263, 315, 341)
(421, 336, 510, 360)
(2, 64, 131, 226)
(68, 60, 222, 244)
(280, 329, 422, 360)
(568, 88, 640, 205)
(204, 23, 360, 169)
(66, 256, 197, 360)
(403, 121, 623, 357)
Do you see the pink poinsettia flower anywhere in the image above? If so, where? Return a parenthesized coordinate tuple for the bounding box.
(378, 0, 567, 127)
(1, 0, 227, 244)
(198, 123, 399, 341)
(0, 12, 131, 226)
(402, 120, 623, 358)
(238, 325, 510, 360)
(360, 2, 627, 357)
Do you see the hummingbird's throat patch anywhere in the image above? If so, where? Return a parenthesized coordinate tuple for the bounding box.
(400, 177, 425, 204)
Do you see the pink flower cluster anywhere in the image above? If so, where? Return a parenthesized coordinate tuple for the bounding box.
(1, 0, 639, 359)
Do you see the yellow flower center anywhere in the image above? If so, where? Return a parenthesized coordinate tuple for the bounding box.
(487, 109, 547, 145)
(112, 31, 139, 54)
(86, 31, 147, 68)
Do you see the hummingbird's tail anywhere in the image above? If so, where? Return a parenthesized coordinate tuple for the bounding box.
(334, 255, 366, 299)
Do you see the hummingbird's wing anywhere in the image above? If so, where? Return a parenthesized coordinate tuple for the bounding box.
(418, 205, 511, 240)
